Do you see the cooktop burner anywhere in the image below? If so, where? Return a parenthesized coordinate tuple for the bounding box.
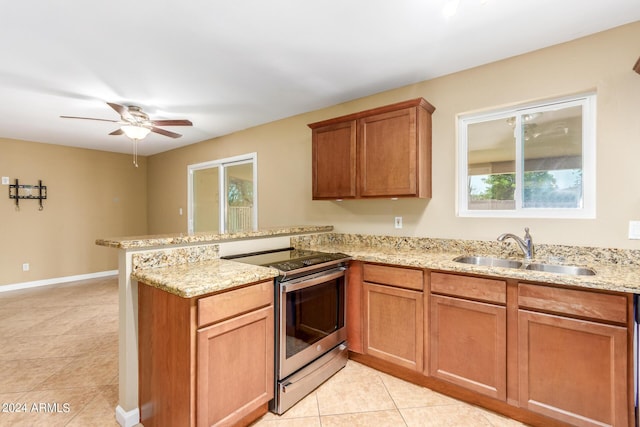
(222, 247, 350, 272)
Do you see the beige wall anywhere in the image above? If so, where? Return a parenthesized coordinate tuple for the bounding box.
(148, 22, 640, 249)
(0, 138, 148, 286)
(193, 167, 219, 233)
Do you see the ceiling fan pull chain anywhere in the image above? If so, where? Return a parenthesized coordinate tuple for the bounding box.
(133, 139, 139, 168)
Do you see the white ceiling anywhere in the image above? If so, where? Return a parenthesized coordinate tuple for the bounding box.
(2, 1, 639, 156)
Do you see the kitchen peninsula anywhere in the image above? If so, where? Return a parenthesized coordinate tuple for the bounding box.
(99, 228, 640, 427)
(95, 225, 333, 427)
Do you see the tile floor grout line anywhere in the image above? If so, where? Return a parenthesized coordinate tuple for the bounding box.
(377, 371, 410, 427)
(315, 390, 323, 426)
(30, 357, 84, 393)
(62, 391, 101, 427)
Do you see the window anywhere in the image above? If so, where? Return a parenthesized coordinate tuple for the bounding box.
(188, 153, 257, 233)
(457, 94, 595, 218)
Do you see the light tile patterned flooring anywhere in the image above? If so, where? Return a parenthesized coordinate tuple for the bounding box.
(252, 360, 526, 427)
(0, 277, 120, 427)
(0, 277, 526, 427)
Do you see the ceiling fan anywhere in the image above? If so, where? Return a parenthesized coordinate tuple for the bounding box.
(61, 102, 193, 167)
(61, 102, 192, 139)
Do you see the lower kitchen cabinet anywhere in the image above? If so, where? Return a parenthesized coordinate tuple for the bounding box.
(362, 263, 424, 371)
(197, 305, 274, 427)
(430, 272, 507, 400)
(138, 280, 274, 427)
(430, 295, 506, 400)
(518, 283, 631, 427)
(351, 266, 634, 427)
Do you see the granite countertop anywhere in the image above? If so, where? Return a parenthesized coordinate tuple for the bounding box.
(133, 243, 640, 298)
(304, 243, 640, 294)
(132, 258, 279, 298)
(96, 225, 333, 249)
(131, 232, 640, 298)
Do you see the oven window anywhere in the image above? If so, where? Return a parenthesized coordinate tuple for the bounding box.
(285, 278, 345, 359)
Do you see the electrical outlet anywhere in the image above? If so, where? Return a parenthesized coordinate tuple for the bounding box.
(1, 176, 9, 185)
(394, 216, 403, 229)
(629, 221, 640, 239)
(22, 263, 30, 272)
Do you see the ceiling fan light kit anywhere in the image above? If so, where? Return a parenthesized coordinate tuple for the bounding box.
(120, 124, 151, 168)
(121, 125, 151, 140)
(60, 102, 193, 167)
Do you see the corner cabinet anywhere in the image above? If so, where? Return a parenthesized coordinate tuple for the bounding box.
(308, 98, 435, 199)
(138, 280, 274, 427)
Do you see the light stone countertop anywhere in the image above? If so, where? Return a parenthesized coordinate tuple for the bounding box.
(133, 243, 640, 298)
(131, 231, 640, 298)
(96, 225, 333, 249)
(304, 243, 640, 294)
(132, 258, 279, 298)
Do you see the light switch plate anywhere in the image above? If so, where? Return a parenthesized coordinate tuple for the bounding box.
(628, 221, 640, 239)
(394, 216, 403, 229)
(1, 177, 9, 185)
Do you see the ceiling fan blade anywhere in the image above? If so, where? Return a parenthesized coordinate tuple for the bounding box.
(107, 102, 127, 115)
(109, 129, 124, 136)
(151, 119, 193, 126)
(107, 102, 134, 121)
(60, 115, 119, 123)
(151, 127, 182, 138)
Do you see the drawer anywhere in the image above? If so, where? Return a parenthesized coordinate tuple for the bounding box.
(363, 263, 423, 291)
(430, 272, 506, 304)
(518, 283, 628, 324)
(198, 280, 273, 328)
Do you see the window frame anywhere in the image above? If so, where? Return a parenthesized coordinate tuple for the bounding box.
(456, 93, 596, 219)
(187, 152, 258, 234)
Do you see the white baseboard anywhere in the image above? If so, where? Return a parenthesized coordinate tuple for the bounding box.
(0, 270, 118, 293)
(115, 405, 140, 427)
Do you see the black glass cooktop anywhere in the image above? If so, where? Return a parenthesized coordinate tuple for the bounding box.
(222, 247, 350, 272)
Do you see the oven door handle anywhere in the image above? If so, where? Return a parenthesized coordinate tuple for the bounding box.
(281, 268, 346, 293)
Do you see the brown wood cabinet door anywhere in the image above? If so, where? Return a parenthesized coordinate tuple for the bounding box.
(311, 120, 357, 199)
(430, 294, 507, 400)
(358, 107, 419, 197)
(197, 306, 274, 427)
(363, 282, 423, 371)
(518, 310, 628, 427)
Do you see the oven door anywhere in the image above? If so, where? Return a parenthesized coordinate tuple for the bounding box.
(278, 266, 347, 379)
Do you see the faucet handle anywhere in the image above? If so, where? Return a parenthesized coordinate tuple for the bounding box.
(523, 227, 534, 258)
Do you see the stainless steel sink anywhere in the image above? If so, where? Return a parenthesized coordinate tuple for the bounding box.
(453, 255, 523, 269)
(525, 263, 596, 276)
(453, 256, 596, 276)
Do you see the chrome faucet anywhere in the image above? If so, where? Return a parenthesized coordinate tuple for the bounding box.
(497, 227, 534, 260)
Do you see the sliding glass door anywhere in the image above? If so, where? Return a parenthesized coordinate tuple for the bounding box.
(188, 153, 257, 234)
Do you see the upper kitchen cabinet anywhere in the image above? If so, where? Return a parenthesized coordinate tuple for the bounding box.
(308, 98, 435, 199)
(311, 120, 357, 199)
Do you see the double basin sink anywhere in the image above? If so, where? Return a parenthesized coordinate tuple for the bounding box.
(453, 255, 596, 276)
